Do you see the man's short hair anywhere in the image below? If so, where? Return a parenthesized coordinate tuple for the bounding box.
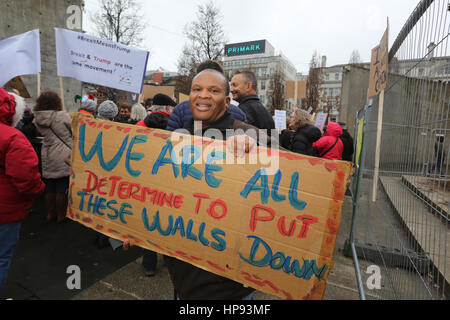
(144, 98, 153, 107)
(119, 103, 131, 111)
(197, 60, 224, 75)
(193, 69, 230, 96)
(235, 70, 257, 92)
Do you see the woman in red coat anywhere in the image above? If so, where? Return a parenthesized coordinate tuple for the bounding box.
(313, 121, 344, 160)
(0, 88, 45, 293)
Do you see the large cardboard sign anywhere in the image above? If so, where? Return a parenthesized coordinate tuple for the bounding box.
(368, 22, 389, 98)
(68, 114, 352, 300)
(55, 28, 149, 94)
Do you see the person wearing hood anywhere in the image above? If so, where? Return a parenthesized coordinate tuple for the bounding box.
(0, 88, 45, 292)
(280, 109, 322, 156)
(78, 94, 97, 117)
(33, 91, 73, 223)
(313, 121, 344, 160)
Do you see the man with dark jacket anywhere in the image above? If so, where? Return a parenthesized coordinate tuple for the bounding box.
(230, 71, 275, 131)
(166, 60, 247, 131)
(164, 69, 260, 300)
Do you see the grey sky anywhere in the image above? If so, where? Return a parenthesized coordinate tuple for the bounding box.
(84, 0, 421, 74)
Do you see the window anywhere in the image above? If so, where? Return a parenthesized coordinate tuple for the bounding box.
(270, 68, 275, 75)
(261, 80, 266, 90)
(334, 88, 340, 96)
(418, 68, 424, 76)
(325, 74, 330, 81)
(261, 68, 267, 76)
(260, 95, 265, 104)
(335, 73, 339, 80)
(329, 88, 334, 96)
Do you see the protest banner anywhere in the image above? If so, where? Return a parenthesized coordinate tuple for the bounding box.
(68, 113, 352, 300)
(0, 29, 41, 88)
(4, 76, 31, 98)
(368, 21, 389, 98)
(314, 112, 328, 132)
(54, 28, 149, 94)
(274, 110, 287, 130)
(369, 19, 389, 201)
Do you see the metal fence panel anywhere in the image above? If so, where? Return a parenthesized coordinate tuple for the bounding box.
(350, 0, 449, 300)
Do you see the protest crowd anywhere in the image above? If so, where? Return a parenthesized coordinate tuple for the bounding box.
(0, 56, 354, 299)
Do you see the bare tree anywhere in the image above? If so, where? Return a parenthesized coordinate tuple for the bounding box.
(302, 51, 323, 113)
(91, 0, 145, 47)
(268, 70, 286, 115)
(349, 49, 362, 64)
(177, 1, 226, 93)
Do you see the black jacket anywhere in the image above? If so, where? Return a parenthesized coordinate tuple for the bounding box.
(163, 110, 256, 300)
(237, 95, 275, 131)
(281, 124, 322, 156)
(340, 130, 354, 161)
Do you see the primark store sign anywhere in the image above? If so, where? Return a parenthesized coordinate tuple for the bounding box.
(225, 40, 266, 57)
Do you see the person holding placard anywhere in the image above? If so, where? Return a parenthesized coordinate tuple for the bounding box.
(165, 60, 247, 132)
(163, 69, 261, 300)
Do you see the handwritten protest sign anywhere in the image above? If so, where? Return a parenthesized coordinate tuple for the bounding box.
(314, 112, 328, 132)
(55, 28, 149, 94)
(68, 113, 352, 300)
(274, 110, 287, 130)
(368, 22, 389, 98)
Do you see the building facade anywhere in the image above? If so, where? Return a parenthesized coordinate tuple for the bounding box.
(223, 40, 297, 113)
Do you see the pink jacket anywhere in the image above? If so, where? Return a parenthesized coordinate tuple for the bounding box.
(313, 122, 344, 160)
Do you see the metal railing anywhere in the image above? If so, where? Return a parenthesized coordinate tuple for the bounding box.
(349, 0, 449, 300)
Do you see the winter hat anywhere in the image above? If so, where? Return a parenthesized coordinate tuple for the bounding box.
(80, 94, 97, 112)
(97, 100, 118, 121)
(152, 94, 176, 107)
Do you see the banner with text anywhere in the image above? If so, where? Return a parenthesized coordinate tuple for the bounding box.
(0, 29, 41, 87)
(368, 21, 389, 98)
(68, 114, 352, 300)
(55, 28, 149, 94)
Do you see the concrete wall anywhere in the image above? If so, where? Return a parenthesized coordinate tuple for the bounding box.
(341, 65, 450, 174)
(0, 0, 83, 112)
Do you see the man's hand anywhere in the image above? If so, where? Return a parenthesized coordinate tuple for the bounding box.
(226, 135, 257, 158)
(123, 239, 132, 251)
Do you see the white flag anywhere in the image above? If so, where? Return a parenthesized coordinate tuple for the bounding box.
(0, 29, 41, 87)
(55, 28, 149, 94)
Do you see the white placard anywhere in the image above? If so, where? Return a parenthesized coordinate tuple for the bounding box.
(315, 112, 328, 132)
(274, 109, 287, 130)
(55, 28, 149, 94)
(0, 29, 41, 87)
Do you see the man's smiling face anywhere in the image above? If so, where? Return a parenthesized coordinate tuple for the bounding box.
(189, 70, 230, 127)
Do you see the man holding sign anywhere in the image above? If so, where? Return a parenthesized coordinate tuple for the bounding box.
(164, 69, 262, 300)
(70, 69, 352, 301)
